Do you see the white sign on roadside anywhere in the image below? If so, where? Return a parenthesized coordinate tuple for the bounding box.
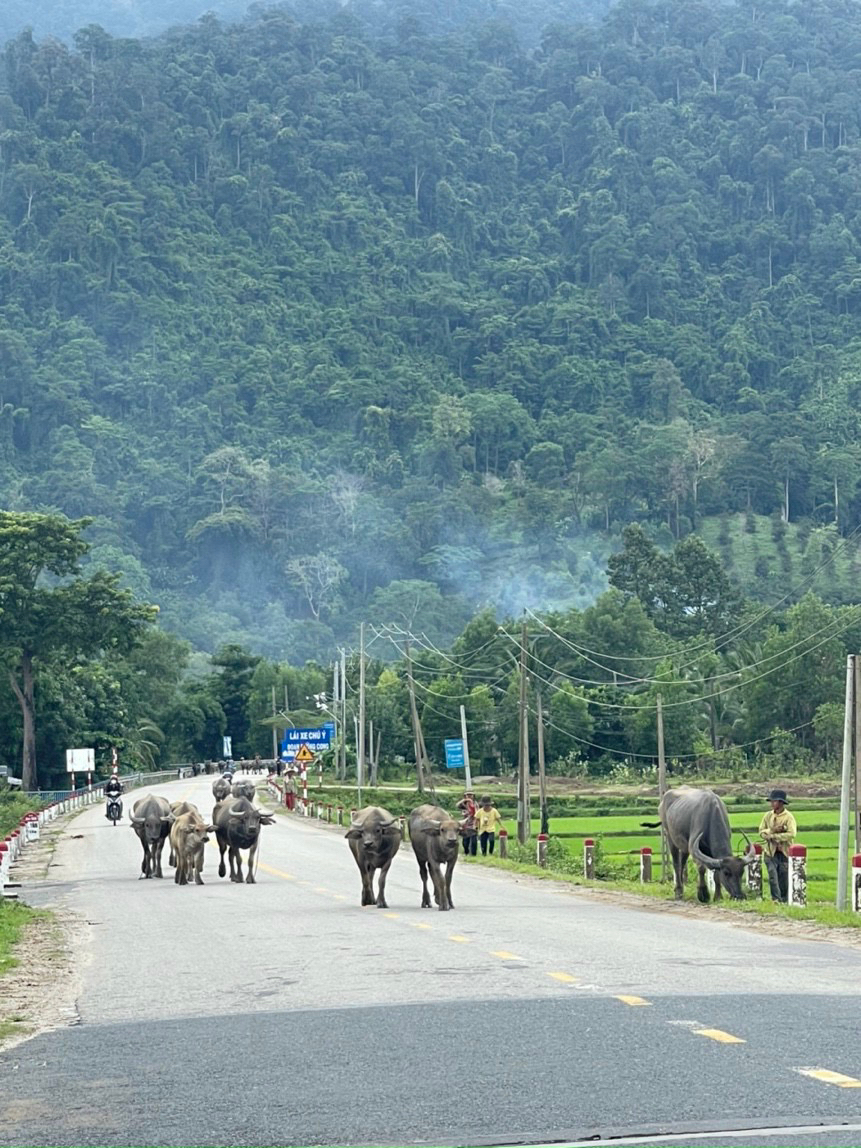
(66, 748, 94, 774)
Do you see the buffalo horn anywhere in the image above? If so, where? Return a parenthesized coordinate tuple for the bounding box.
(689, 831, 720, 871)
(228, 804, 244, 817)
(130, 815, 144, 825)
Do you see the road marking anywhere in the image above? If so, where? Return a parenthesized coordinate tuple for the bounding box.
(448, 934, 470, 943)
(490, 950, 524, 960)
(693, 1028, 745, 1044)
(616, 995, 651, 1007)
(384, 912, 400, 919)
(411, 922, 432, 930)
(257, 861, 295, 880)
(547, 971, 579, 984)
(795, 1067, 861, 1088)
(333, 894, 347, 900)
(314, 886, 329, 893)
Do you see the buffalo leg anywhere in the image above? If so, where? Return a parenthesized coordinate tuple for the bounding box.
(375, 859, 393, 909)
(246, 843, 257, 884)
(444, 858, 456, 910)
(231, 846, 243, 882)
(418, 859, 432, 908)
(154, 837, 166, 878)
(713, 871, 723, 901)
(696, 863, 710, 903)
(194, 846, 205, 885)
(217, 837, 228, 878)
(429, 860, 449, 911)
(140, 842, 150, 879)
(362, 862, 375, 906)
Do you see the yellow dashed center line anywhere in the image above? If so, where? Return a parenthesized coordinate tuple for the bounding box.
(548, 971, 580, 984)
(314, 886, 329, 893)
(448, 935, 470, 943)
(256, 861, 295, 881)
(693, 1028, 745, 1044)
(411, 922, 432, 930)
(616, 995, 652, 1007)
(333, 894, 347, 900)
(384, 912, 400, 919)
(490, 950, 524, 960)
(796, 1068, 861, 1088)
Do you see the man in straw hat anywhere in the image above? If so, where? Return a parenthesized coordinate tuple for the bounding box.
(759, 789, 797, 903)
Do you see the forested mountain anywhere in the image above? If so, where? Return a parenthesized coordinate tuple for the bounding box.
(2, 0, 861, 665)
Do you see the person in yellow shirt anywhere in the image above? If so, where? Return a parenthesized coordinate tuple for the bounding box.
(476, 797, 505, 856)
(759, 788, 797, 903)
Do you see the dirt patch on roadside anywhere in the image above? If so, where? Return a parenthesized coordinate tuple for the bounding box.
(0, 908, 89, 1053)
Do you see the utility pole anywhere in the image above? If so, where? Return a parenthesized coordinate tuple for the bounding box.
(854, 655, 861, 855)
(459, 704, 472, 790)
(405, 638, 426, 793)
(517, 618, 530, 845)
(657, 693, 669, 883)
(838, 654, 854, 910)
(340, 648, 347, 783)
(369, 719, 376, 786)
(358, 623, 366, 806)
(271, 685, 278, 762)
(537, 688, 548, 836)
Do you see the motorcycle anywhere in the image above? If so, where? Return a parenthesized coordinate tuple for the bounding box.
(106, 794, 123, 825)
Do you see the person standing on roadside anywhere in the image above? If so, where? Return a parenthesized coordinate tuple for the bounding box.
(456, 790, 478, 856)
(759, 788, 797, 903)
(284, 768, 298, 812)
(477, 796, 505, 856)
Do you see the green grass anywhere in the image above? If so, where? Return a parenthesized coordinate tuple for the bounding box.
(0, 901, 40, 978)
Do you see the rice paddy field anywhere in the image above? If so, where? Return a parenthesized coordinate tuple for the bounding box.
(538, 806, 853, 903)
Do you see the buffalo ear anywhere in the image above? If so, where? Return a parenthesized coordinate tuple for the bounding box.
(345, 828, 362, 839)
(206, 825, 217, 833)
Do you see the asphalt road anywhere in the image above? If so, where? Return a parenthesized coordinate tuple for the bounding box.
(2, 775, 861, 1147)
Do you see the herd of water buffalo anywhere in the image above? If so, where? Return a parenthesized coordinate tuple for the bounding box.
(128, 778, 464, 910)
(129, 778, 756, 908)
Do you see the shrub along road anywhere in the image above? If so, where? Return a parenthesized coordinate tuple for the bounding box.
(1, 776, 861, 1147)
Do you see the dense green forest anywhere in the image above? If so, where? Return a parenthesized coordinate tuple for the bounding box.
(3, 0, 861, 661)
(3, 0, 861, 785)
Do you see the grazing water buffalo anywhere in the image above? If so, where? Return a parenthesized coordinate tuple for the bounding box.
(409, 804, 462, 911)
(643, 786, 756, 902)
(345, 806, 402, 908)
(212, 777, 232, 802)
(130, 795, 174, 879)
(231, 779, 257, 801)
(212, 796, 275, 884)
(170, 808, 214, 885)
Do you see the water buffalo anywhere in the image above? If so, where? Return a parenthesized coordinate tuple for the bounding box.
(345, 806, 402, 908)
(170, 809, 214, 886)
(212, 796, 275, 884)
(231, 779, 257, 801)
(169, 800, 199, 867)
(643, 786, 756, 902)
(409, 804, 462, 911)
(212, 777, 232, 802)
(130, 795, 174, 879)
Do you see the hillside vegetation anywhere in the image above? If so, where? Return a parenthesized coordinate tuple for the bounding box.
(1, 0, 861, 664)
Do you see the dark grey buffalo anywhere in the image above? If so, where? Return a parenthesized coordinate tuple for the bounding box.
(345, 806, 402, 908)
(231, 779, 257, 801)
(212, 796, 275, 884)
(409, 804, 462, 911)
(130, 795, 174, 879)
(643, 786, 756, 902)
(212, 777, 232, 802)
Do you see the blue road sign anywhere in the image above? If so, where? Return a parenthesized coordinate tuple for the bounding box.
(444, 739, 465, 769)
(281, 724, 334, 758)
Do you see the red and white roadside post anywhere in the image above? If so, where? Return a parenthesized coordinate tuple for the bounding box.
(788, 844, 807, 907)
(583, 838, 595, 879)
(852, 854, 861, 913)
(640, 846, 652, 883)
(537, 833, 548, 868)
(498, 828, 508, 858)
(747, 843, 763, 898)
(301, 767, 308, 815)
(337, 806, 344, 826)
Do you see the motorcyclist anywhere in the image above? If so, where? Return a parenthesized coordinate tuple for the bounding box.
(104, 769, 123, 820)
